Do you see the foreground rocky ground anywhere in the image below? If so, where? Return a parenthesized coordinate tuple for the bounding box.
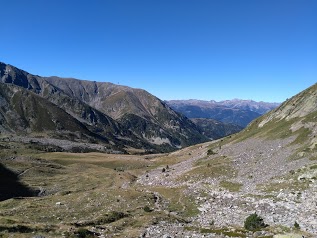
(137, 137, 317, 237)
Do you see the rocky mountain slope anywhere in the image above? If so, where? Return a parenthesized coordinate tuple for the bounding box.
(166, 99, 279, 127)
(0, 82, 145, 152)
(0, 62, 208, 152)
(44, 76, 208, 151)
(240, 83, 317, 149)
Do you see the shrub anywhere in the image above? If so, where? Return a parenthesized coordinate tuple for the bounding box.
(207, 149, 216, 155)
(294, 221, 300, 230)
(244, 213, 267, 230)
(143, 206, 152, 212)
(102, 211, 127, 223)
(76, 228, 94, 238)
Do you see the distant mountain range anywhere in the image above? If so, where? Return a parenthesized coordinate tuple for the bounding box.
(166, 99, 280, 127)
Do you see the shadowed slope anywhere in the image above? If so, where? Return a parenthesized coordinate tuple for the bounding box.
(0, 163, 36, 201)
(190, 118, 242, 139)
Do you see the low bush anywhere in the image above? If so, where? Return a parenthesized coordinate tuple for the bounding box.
(244, 213, 267, 230)
(294, 221, 300, 230)
(207, 149, 216, 155)
(143, 206, 152, 212)
(76, 228, 95, 238)
(100, 211, 127, 224)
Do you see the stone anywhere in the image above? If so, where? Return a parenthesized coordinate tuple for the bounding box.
(162, 235, 172, 238)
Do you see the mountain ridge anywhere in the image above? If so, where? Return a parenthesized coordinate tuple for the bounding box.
(0, 62, 209, 153)
(166, 99, 279, 127)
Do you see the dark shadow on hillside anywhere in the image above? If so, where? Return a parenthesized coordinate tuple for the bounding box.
(0, 163, 36, 201)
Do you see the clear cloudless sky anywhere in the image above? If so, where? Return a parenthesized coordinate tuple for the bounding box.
(1, 0, 316, 102)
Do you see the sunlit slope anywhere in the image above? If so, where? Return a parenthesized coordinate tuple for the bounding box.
(236, 83, 317, 155)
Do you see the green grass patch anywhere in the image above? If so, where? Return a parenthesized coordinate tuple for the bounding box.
(185, 226, 247, 237)
(74, 211, 129, 226)
(179, 156, 234, 182)
(310, 164, 317, 169)
(291, 127, 311, 146)
(257, 180, 309, 193)
(151, 187, 199, 217)
(234, 117, 298, 143)
(219, 180, 242, 192)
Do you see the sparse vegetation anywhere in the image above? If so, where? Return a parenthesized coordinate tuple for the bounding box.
(143, 206, 152, 212)
(99, 211, 128, 224)
(207, 148, 216, 155)
(219, 180, 242, 192)
(294, 221, 300, 230)
(0, 225, 33, 233)
(185, 226, 247, 237)
(244, 213, 267, 231)
(76, 228, 95, 238)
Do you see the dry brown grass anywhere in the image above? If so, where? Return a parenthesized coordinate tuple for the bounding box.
(0, 145, 211, 237)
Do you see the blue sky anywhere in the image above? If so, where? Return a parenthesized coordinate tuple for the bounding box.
(1, 0, 316, 103)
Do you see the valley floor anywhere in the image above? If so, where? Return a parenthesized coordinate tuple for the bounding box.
(0, 136, 316, 238)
